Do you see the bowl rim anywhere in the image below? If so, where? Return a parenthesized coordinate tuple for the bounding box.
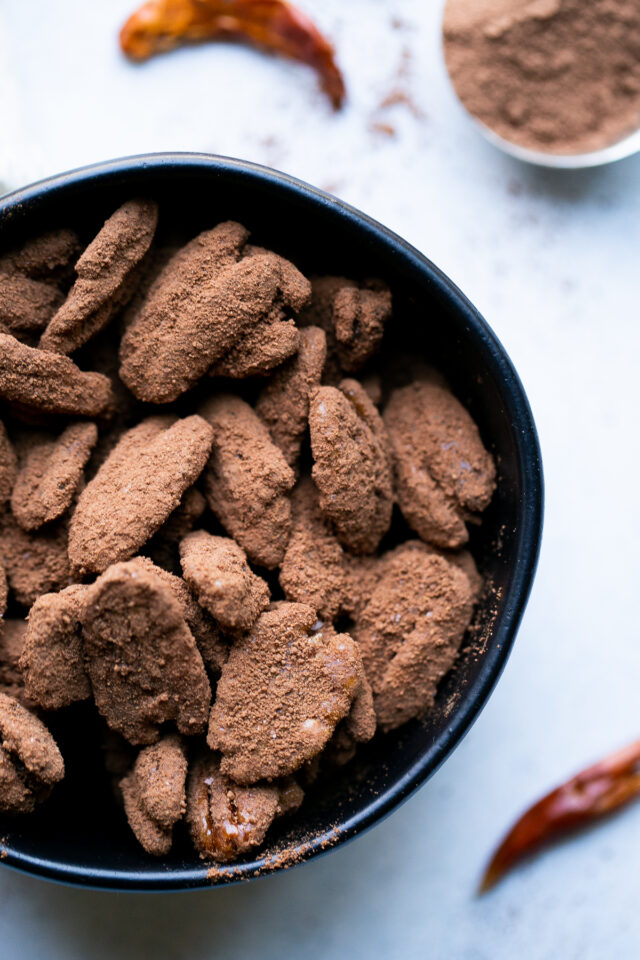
(0, 152, 544, 892)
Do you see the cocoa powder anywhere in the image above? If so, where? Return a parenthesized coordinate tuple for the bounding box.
(443, 0, 640, 154)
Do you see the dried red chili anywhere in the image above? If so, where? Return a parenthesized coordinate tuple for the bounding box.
(120, 0, 346, 108)
(480, 739, 640, 893)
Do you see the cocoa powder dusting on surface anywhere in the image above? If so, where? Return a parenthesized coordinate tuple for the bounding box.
(443, 0, 640, 154)
(20, 585, 91, 711)
(0, 202, 498, 869)
(199, 394, 295, 569)
(180, 531, 270, 634)
(0, 333, 114, 417)
(208, 603, 363, 784)
(11, 422, 98, 530)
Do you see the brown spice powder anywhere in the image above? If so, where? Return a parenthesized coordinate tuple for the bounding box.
(443, 0, 640, 154)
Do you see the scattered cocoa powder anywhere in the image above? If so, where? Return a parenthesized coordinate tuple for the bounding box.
(443, 0, 640, 155)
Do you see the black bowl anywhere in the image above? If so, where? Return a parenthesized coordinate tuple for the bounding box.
(0, 154, 543, 891)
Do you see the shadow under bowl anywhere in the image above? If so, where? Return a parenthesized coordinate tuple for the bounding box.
(0, 153, 543, 891)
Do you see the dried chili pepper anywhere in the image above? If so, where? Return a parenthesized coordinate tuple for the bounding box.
(479, 739, 640, 893)
(120, 0, 346, 108)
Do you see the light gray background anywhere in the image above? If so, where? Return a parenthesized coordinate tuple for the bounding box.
(1, 1, 639, 957)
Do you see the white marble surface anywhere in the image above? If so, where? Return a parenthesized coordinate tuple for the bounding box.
(2, 1, 640, 956)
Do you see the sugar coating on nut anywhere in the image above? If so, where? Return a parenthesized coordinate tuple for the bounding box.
(0, 420, 17, 505)
(120, 734, 187, 855)
(146, 487, 207, 574)
(68, 415, 213, 575)
(0, 510, 72, 607)
(0, 565, 7, 618)
(279, 477, 349, 620)
(187, 753, 303, 861)
(208, 602, 363, 784)
(120, 223, 309, 403)
(0, 333, 114, 417)
(0, 229, 81, 282)
(20, 584, 91, 711)
(82, 558, 211, 744)
(180, 531, 270, 634)
(309, 379, 393, 554)
(127, 556, 229, 676)
(383, 378, 496, 549)
(39, 199, 158, 355)
(0, 620, 31, 705)
(11, 422, 98, 531)
(0, 273, 64, 337)
(211, 315, 300, 378)
(200, 395, 295, 569)
(256, 325, 327, 470)
(300, 276, 391, 377)
(0, 692, 64, 813)
(348, 541, 475, 730)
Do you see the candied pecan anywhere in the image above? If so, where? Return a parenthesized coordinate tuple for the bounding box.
(348, 541, 475, 730)
(279, 477, 349, 620)
(20, 585, 91, 711)
(68, 414, 213, 575)
(127, 556, 229, 676)
(0, 419, 17, 505)
(0, 620, 32, 705)
(0, 693, 64, 813)
(187, 753, 303, 862)
(119, 224, 308, 402)
(0, 229, 80, 283)
(146, 487, 207, 573)
(180, 531, 270, 634)
(0, 564, 6, 618)
(11, 422, 98, 530)
(383, 377, 496, 549)
(208, 602, 363, 783)
(0, 273, 64, 336)
(0, 333, 114, 417)
(300, 276, 391, 375)
(0, 510, 72, 607)
(120, 734, 187, 855)
(39, 199, 158, 355)
(211, 316, 300, 378)
(199, 394, 295, 569)
(309, 378, 393, 554)
(256, 325, 326, 470)
(82, 558, 211, 744)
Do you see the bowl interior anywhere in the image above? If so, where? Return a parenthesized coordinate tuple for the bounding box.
(0, 156, 542, 890)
